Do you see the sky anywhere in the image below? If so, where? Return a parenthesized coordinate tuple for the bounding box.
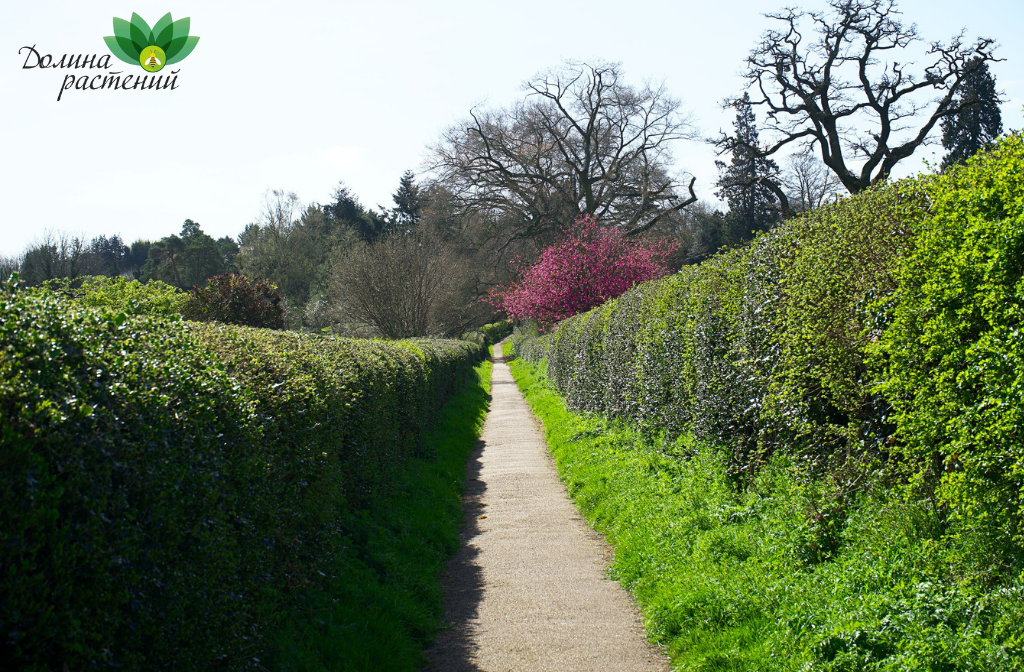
(2, 0, 1022, 256)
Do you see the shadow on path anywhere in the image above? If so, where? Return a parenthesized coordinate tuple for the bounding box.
(423, 438, 487, 672)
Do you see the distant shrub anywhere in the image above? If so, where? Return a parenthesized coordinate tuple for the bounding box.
(462, 319, 514, 346)
(489, 215, 676, 322)
(0, 279, 484, 670)
(181, 272, 285, 329)
(479, 319, 513, 344)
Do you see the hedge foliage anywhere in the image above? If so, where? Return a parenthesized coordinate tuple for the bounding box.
(515, 132, 1024, 566)
(42, 275, 187, 317)
(0, 279, 485, 670)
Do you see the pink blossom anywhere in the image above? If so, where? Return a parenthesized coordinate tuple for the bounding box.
(488, 215, 677, 322)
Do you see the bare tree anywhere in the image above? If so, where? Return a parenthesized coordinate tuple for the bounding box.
(429, 60, 698, 247)
(331, 229, 487, 338)
(20, 231, 86, 285)
(0, 254, 22, 282)
(722, 0, 1000, 194)
(784, 151, 844, 212)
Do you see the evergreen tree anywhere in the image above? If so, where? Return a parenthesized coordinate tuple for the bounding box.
(715, 93, 782, 243)
(941, 58, 1003, 169)
(179, 220, 227, 287)
(85, 234, 130, 276)
(391, 170, 423, 227)
(127, 240, 151, 278)
(323, 182, 388, 242)
(142, 220, 225, 288)
(216, 236, 240, 271)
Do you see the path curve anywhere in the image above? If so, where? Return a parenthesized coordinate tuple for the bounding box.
(425, 343, 669, 672)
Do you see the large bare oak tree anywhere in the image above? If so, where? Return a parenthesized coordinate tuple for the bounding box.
(430, 61, 698, 245)
(719, 0, 1000, 194)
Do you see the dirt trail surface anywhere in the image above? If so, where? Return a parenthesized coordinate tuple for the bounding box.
(425, 343, 670, 672)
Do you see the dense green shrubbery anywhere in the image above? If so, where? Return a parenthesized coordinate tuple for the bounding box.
(479, 319, 514, 344)
(874, 135, 1024, 564)
(512, 134, 1024, 666)
(0, 279, 485, 670)
(273, 359, 492, 671)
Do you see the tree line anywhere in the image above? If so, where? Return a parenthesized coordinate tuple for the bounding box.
(2, 0, 1004, 338)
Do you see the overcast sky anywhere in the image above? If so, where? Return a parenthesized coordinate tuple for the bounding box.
(2, 0, 1022, 256)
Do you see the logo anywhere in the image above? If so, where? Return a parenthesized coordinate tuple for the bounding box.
(19, 11, 199, 101)
(104, 13, 199, 72)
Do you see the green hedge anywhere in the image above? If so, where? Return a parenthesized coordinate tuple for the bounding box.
(0, 280, 485, 670)
(516, 178, 927, 472)
(515, 132, 1024, 563)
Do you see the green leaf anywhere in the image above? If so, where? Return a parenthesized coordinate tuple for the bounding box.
(111, 18, 141, 60)
(103, 36, 137, 65)
(118, 36, 142, 61)
(130, 13, 153, 52)
(171, 17, 191, 41)
(165, 36, 199, 65)
(152, 13, 175, 51)
(112, 16, 132, 41)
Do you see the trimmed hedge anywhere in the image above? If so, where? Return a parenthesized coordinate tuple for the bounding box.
(517, 180, 927, 471)
(0, 280, 485, 670)
(515, 133, 1024, 564)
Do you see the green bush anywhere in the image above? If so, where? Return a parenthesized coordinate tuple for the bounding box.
(0, 278, 485, 670)
(272, 359, 493, 671)
(181, 272, 286, 329)
(461, 319, 514, 346)
(1, 281, 262, 670)
(874, 133, 1024, 565)
(516, 178, 931, 478)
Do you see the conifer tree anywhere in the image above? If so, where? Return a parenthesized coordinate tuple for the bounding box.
(941, 58, 1003, 169)
(715, 93, 782, 242)
(392, 170, 424, 227)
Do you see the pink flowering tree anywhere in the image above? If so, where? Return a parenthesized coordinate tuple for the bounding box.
(488, 215, 677, 322)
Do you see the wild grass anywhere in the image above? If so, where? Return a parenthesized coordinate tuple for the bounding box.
(509, 356, 1024, 671)
(272, 360, 492, 671)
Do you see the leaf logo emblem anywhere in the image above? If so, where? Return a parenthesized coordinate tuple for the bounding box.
(103, 12, 199, 72)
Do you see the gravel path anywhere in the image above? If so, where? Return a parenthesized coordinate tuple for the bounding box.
(425, 343, 670, 672)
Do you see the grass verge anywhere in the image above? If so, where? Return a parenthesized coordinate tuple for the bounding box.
(272, 359, 493, 671)
(509, 356, 1024, 671)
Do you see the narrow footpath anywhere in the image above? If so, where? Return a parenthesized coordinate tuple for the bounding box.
(425, 343, 669, 672)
